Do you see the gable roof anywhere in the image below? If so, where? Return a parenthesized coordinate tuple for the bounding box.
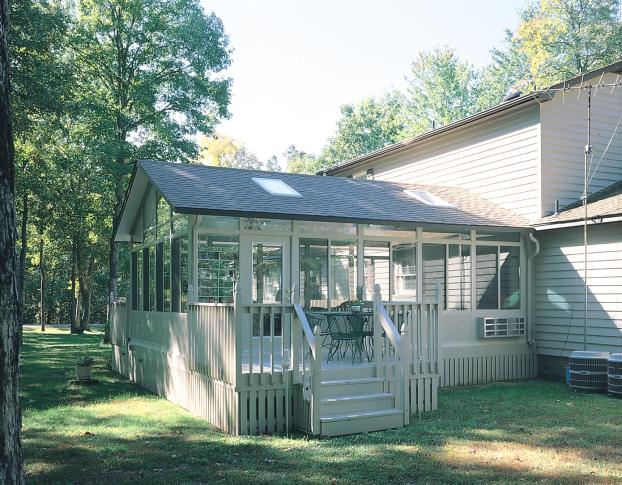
(321, 59, 622, 176)
(114, 160, 530, 241)
(535, 179, 622, 227)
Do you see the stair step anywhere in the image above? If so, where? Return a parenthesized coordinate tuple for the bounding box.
(321, 377, 385, 398)
(321, 407, 403, 422)
(321, 376, 384, 386)
(320, 408, 404, 437)
(321, 392, 393, 403)
(321, 392, 395, 413)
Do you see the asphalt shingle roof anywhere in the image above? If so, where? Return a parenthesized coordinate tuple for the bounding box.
(136, 160, 529, 229)
(536, 180, 622, 226)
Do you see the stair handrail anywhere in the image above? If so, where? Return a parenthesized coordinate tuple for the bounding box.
(293, 303, 316, 356)
(373, 284, 408, 424)
(292, 302, 322, 434)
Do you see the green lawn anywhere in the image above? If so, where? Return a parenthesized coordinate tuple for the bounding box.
(21, 328, 622, 484)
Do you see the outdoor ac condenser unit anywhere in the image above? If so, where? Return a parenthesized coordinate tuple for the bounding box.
(568, 351, 610, 392)
(607, 353, 622, 396)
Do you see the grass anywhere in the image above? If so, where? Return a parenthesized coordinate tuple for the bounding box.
(21, 328, 622, 484)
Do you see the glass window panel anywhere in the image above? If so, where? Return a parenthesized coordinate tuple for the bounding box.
(252, 243, 283, 304)
(363, 224, 416, 236)
(421, 231, 470, 241)
(163, 239, 171, 311)
(201, 215, 239, 230)
(447, 245, 471, 311)
(242, 218, 291, 232)
(331, 241, 357, 308)
(156, 242, 164, 311)
(422, 244, 446, 307)
(149, 245, 156, 312)
(172, 214, 188, 235)
(476, 245, 498, 309)
(197, 235, 239, 304)
(364, 241, 389, 300)
(142, 248, 149, 311)
(299, 238, 328, 310)
(132, 251, 139, 311)
(500, 246, 520, 309)
(476, 232, 520, 242)
(171, 238, 181, 312)
(298, 221, 356, 236)
(392, 243, 416, 300)
(180, 235, 189, 312)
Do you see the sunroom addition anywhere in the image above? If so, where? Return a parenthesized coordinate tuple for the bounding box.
(111, 160, 532, 437)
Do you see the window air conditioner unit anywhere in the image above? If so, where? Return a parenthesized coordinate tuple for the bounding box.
(478, 317, 525, 339)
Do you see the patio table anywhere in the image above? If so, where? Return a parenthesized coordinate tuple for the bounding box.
(305, 311, 373, 363)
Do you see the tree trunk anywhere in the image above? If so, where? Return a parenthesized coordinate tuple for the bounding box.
(18, 191, 26, 326)
(0, 0, 24, 479)
(38, 237, 45, 332)
(70, 242, 80, 334)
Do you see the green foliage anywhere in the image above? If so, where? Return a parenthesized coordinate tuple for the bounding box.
(198, 134, 263, 169)
(514, 0, 622, 88)
(11, 0, 233, 325)
(75, 355, 95, 367)
(283, 145, 318, 174)
(402, 48, 480, 137)
(318, 94, 405, 170)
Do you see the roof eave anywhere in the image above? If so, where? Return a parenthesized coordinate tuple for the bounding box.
(320, 92, 547, 176)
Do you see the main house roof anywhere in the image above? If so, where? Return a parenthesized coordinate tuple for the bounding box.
(535, 179, 622, 227)
(114, 160, 530, 241)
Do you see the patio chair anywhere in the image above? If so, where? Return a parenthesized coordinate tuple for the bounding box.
(325, 313, 356, 363)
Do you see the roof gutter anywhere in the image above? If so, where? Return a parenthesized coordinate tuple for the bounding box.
(533, 214, 622, 231)
(320, 92, 547, 176)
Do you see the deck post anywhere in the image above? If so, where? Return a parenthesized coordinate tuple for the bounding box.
(311, 325, 322, 435)
(234, 282, 242, 390)
(372, 285, 383, 377)
(400, 322, 410, 426)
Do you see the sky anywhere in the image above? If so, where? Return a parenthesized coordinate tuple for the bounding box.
(203, 0, 526, 162)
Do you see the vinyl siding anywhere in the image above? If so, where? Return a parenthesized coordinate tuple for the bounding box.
(540, 72, 622, 217)
(533, 222, 622, 357)
(346, 104, 541, 222)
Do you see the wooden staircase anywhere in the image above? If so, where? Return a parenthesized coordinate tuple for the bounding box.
(317, 365, 404, 437)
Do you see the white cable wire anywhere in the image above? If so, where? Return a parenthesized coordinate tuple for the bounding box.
(588, 110, 622, 185)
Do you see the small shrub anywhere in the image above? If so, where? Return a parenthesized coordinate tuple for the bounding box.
(76, 355, 95, 367)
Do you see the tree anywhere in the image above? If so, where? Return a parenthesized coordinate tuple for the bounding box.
(318, 93, 405, 170)
(0, 0, 24, 481)
(72, 0, 232, 300)
(9, 0, 69, 325)
(402, 47, 480, 137)
(198, 134, 262, 169)
(514, 0, 622, 88)
(284, 145, 319, 174)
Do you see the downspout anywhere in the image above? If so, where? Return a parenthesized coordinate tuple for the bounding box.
(527, 232, 540, 348)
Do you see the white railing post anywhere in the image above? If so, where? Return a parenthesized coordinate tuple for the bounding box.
(234, 282, 243, 387)
(400, 322, 410, 426)
(373, 284, 383, 375)
(311, 325, 322, 435)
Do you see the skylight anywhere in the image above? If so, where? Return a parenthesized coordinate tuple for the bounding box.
(403, 189, 454, 208)
(252, 177, 302, 198)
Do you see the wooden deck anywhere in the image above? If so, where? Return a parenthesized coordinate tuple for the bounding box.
(110, 286, 441, 437)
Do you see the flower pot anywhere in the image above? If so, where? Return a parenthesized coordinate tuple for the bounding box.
(75, 365, 92, 380)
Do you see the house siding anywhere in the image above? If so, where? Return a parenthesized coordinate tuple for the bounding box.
(343, 104, 542, 222)
(540, 72, 622, 217)
(533, 222, 622, 358)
